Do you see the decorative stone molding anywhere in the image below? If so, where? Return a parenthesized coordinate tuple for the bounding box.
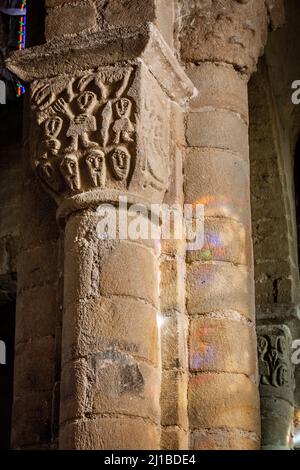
(7, 24, 195, 104)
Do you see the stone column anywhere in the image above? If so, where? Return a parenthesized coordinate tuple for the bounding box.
(257, 325, 295, 450)
(8, 15, 194, 448)
(10, 99, 61, 450)
(178, 0, 284, 450)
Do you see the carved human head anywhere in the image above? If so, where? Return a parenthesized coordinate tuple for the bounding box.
(61, 154, 79, 176)
(116, 98, 132, 118)
(86, 149, 105, 171)
(45, 116, 63, 138)
(111, 147, 131, 181)
(77, 91, 97, 112)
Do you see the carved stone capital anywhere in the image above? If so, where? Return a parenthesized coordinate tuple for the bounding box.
(257, 324, 294, 403)
(7, 26, 195, 217)
(257, 324, 295, 449)
(178, 0, 285, 75)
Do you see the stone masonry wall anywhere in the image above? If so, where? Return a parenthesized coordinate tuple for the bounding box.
(11, 100, 62, 449)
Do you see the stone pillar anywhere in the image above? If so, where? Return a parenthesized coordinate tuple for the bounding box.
(60, 208, 162, 449)
(257, 325, 295, 450)
(177, 0, 284, 450)
(8, 13, 194, 448)
(10, 98, 61, 450)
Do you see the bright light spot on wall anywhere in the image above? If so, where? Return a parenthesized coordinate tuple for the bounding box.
(157, 314, 166, 330)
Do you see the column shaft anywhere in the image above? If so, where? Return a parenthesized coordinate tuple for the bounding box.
(185, 63, 260, 450)
(59, 209, 161, 449)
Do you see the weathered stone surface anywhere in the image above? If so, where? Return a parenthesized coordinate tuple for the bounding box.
(99, 241, 159, 307)
(186, 217, 252, 266)
(189, 317, 257, 376)
(179, 0, 269, 75)
(96, 0, 156, 30)
(186, 110, 249, 160)
(62, 296, 159, 366)
(15, 285, 57, 343)
(189, 373, 260, 433)
(7, 25, 196, 104)
(60, 358, 160, 424)
(64, 233, 159, 309)
(261, 397, 294, 450)
(11, 392, 53, 449)
(160, 313, 188, 370)
(185, 148, 251, 227)
(46, 0, 72, 6)
(60, 417, 160, 449)
(17, 242, 58, 292)
(161, 428, 189, 450)
(187, 63, 248, 124)
(46, 1, 97, 40)
(18, 179, 59, 251)
(160, 257, 185, 312)
(186, 261, 255, 320)
(14, 337, 56, 393)
(161, 370, 188, 428)
(190, 428, 259, 450)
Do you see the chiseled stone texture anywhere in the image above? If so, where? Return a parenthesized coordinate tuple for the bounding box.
(186, 217, 252, 266)
(60, 417, 160, 450)
(0, 145, 21, 302)
(62, 296, 159, 366)
(189, 373, 260, 433)
(189, 317, 257, 376)
(249, 62, 296, 309)
(186, 110, 249, 161)
(190, 428, 259, 450)
(186, 63, 249, 124)
(179, 0, 269, 74)
(60, 209, 161, 449)
(46, 0, 175, 47)
(9, 123, 61, 450)
(46, 1, 97, 40)
(185, 148, 251, 227)
(186, 261, 255, 320)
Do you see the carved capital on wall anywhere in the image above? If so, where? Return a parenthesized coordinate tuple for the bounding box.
(257, 324, 294, 403)
(7, 25, 196, 217)
(178, 0, 285, 75)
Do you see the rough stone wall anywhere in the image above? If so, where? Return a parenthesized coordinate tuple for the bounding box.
(0, 145, 21, 303)
(249, 61, 296, 312)
(10, 99, 62, 449)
